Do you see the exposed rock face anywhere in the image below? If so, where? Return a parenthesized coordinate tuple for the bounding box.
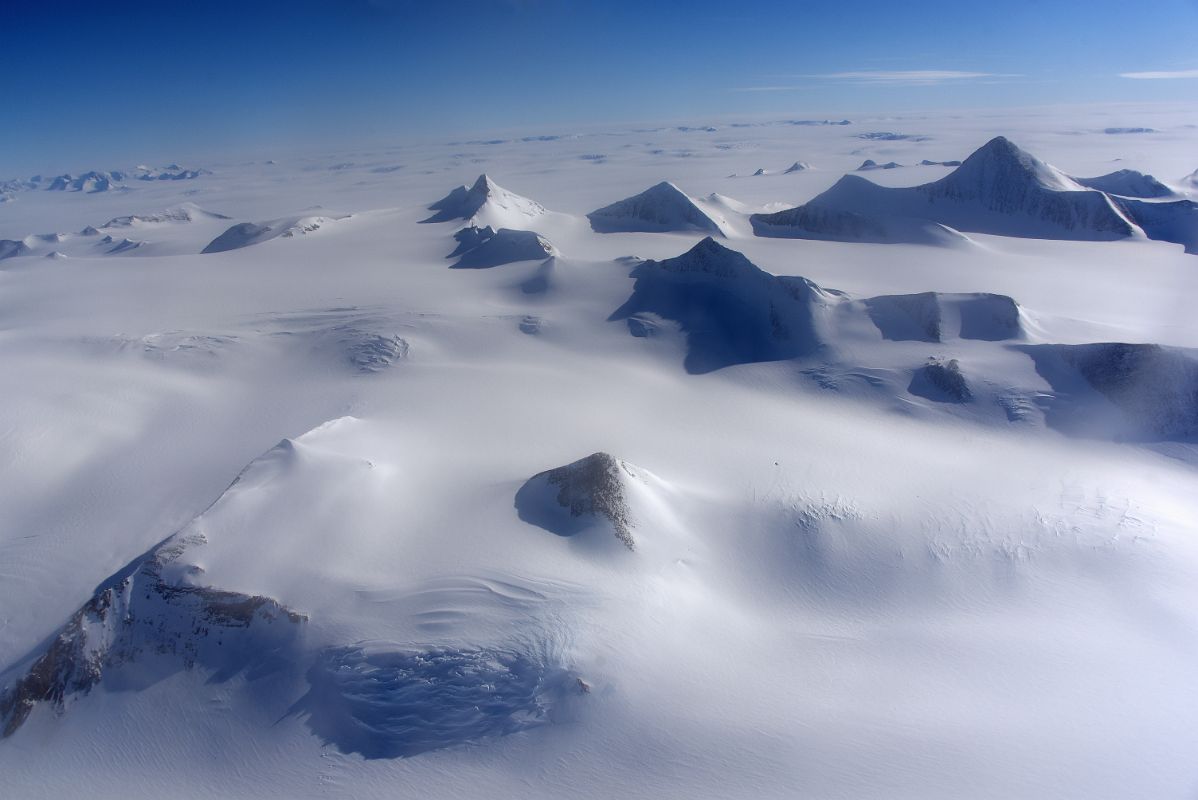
(783, 162, 812, 173)
(609, 237, 838, 373)
(587, 181, 727, 235)
(909, 358, 973, 403)
(858, 160, 901, 171)
(0, 533, 305, 738)
(336, 329, 409, 372)
(543, 453, 634, 549)
(516, 452, 638, 550)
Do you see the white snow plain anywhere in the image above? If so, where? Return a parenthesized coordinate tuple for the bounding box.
(1, 102, 1197, 799)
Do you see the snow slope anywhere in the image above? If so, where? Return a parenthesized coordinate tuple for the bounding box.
(752, 136, 1198, 253)
(1074, 168, 1177, 198)
(423, 174, 547, 228)
(202, 214, 348, 253)
(2, 104, 1198, 800)
(449, 226, 559, 269)
(587, 181, 731, 236)
(609, 237, 838, 373)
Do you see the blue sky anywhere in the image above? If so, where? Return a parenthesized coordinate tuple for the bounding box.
(3, 0, 1197, 174)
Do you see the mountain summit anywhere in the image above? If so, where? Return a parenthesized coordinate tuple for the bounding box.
(423, 174, 547, 228)
(749, 136, 1198, 247)
(587, 181, 729, 235)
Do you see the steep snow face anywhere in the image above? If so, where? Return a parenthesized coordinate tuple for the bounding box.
(1113, 197, 1198, 254)
(912, 137, 1137, 237)
(610, 237, 838, 373)
(423, 174, 546, 229)
(751, 197, 973, 246)
(587, 181, 729, 236)
(1021, 343, 1198, 441)
(449, 227, 558, 269)
(201, 215, 344, 254)
(0, 240, 31, 260)
(864, 292, 1024, 342)
(936, 136, 1081, 194)
(1074, 169, 1176, 199)
(753, 137, 1149, 245)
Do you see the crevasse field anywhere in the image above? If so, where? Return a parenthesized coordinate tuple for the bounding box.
(2, 103, 1197, 799)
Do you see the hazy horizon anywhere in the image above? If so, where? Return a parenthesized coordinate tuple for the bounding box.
(4, 0, 1198, 174)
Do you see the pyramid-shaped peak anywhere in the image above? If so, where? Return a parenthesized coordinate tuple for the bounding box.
(948, 136, 1078, 192)
(652, 236, 762, 278)
(470, 173, 497, 194)
(643, 180, 688, 197)
(588, 182, 726, 235)
(423, 175, 545, 225)
(516, 451, 638, 550)
(978, 135, 1019, 155)
(965, 136, 1044, 171)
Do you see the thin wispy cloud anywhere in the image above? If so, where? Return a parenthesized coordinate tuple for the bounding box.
(729, 86, 808, 93)
(733, 70, 1019, 92)
(802, 70, 1019, 86)
(1120, 69, 1198, 79)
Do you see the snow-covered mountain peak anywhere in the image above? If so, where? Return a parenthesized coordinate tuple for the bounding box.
(940, 135, 1080, 195)
(652, 235, 758, 278)
(587, 181, 729, 235)
(424, 174, 546, 227)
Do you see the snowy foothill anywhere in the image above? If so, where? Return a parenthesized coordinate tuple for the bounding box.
(2, 103, 1198, 800)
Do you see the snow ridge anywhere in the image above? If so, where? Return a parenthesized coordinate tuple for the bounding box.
(751, 137, 1176, 246)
